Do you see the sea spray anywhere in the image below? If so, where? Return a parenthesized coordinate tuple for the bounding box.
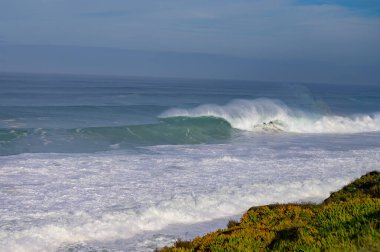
(2, 74, 380, 251)
(160, 98, 380, 133)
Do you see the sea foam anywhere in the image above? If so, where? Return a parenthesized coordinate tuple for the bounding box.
(1, 141, 379, 251)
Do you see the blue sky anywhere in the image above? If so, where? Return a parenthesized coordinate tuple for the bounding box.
(0, 0, 379, 83)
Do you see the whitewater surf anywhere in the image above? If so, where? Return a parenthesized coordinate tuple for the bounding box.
(1, 74, 380, 251)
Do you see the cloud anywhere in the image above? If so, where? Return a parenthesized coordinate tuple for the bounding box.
(0, 0, 378, 84)
(0, 0, 379, 65)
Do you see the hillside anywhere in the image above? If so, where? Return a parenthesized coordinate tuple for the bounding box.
(159, 171, 380, 251)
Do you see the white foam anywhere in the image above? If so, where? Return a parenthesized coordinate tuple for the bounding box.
(1, 137, 380, 251)
(0, 179, 347, 252)
(160, 99, 380, 133)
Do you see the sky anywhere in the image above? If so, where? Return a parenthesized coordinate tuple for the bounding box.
(0, 0, 379, 84)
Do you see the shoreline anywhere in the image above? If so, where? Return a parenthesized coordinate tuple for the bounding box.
(158, 171, 380, 251)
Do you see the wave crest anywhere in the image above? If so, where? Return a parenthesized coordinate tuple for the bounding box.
(160, 99, 380, 133)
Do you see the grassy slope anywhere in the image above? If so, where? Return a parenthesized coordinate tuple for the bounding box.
(159, 171, 380, 252)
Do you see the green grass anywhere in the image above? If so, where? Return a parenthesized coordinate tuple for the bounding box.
(158, 171, 380, 252)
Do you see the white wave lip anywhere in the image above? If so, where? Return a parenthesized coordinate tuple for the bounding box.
(160, 98, 380, 133)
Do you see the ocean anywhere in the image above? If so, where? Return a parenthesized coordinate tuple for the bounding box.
(1, 73, 380, 251)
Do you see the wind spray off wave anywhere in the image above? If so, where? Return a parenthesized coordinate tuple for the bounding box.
(2, 75, 380, 252)
(160, 99, 380, 133)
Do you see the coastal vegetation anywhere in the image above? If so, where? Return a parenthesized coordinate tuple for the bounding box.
(158, 171, 380, 251)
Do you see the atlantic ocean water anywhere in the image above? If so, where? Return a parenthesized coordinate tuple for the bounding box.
(1, 73, 380, 251)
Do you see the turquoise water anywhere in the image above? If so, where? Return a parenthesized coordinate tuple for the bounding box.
(1, 73, 380, 251)
(1, 73, 380, 155)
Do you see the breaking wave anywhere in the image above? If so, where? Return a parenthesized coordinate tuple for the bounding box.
(2, 98, 380, 155)
(160, 99, 380, 134)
